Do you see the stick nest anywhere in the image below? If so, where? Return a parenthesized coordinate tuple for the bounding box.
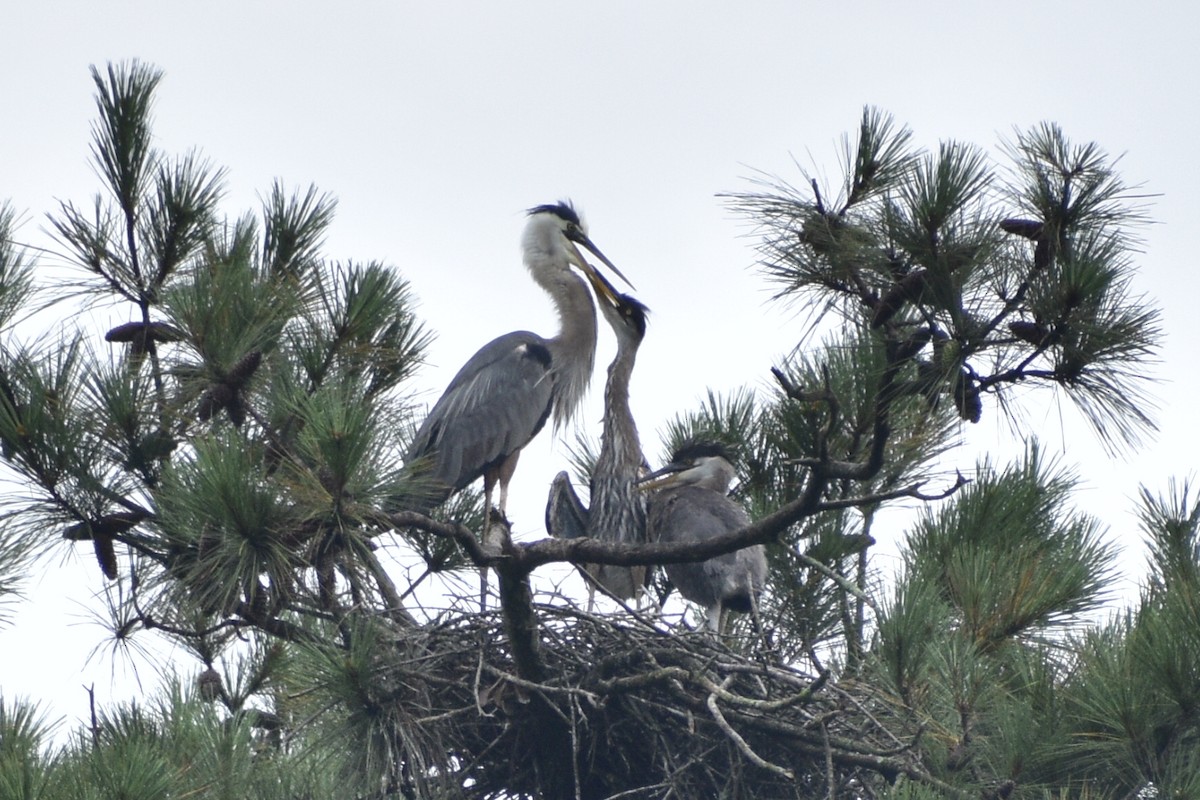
(362, 602, 922, 799)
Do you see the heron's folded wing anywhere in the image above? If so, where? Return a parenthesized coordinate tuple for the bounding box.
(546, 471, 590, 539)
(406, 331, 555, 491)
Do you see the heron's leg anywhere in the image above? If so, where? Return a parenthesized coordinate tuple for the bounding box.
(583, 566, 599, 612)
(705, 602, 723, 633)
(746, 589, 775, 659)
(479, 452, 524, 612)
(631, 565, 649, 610)
(494, 450, 521, 515)
(747, 591, 763, 634)
(479, 472, 498, 612)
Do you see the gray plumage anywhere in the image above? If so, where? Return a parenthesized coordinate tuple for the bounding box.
(642, 442, 767, 631)
(406, 329, 555, 503)
(546, 275, 650, 601)
(405, 202, 629, 519)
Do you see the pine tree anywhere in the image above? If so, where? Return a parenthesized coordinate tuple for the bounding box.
(0, 63, 1190, 799)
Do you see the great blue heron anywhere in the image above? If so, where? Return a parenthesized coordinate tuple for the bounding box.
(545, 266, 650, 605)
(640, 441, 767, 632)
(404, 202, 631, 593)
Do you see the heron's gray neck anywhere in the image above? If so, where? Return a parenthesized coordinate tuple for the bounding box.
(522, 218, 599, 429)
(543, 270, 598, 431)
(600, 335, 640, 461)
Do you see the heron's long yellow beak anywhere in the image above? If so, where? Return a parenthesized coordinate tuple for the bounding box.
(636, 461, 689, 492)
(579, 258, 623, 309)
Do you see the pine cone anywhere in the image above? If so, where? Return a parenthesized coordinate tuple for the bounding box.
(954, 372, 982, 423)
(197, 667, 223, 702)
(104, 320, 185, 344)
(198, 383, 234, 422)
(889, 327, 933, 361)
(999, 218, 1044, 240)
(225, 394, 246, 427)
(93, 533, 117, 580)
(872, 269, 928, 328)
(1008, 320, 1052, 346)
(226, 349, 263, 387)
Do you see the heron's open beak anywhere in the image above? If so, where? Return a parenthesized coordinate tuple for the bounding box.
(580, 259, 624, 309)
(566, 229, 636, 292)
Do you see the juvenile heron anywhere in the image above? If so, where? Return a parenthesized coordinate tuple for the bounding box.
(640, 441, 767, 632)
(545, 266, 650, 604)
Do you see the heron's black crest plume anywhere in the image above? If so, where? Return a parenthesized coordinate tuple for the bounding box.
(617, 293, 650, 339)
(527, 200, 581, 226)
(671, 439, 735, 465)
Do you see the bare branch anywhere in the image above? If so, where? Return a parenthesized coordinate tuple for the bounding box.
(706, 677, 796, 781)
(811, 472, 969, 511)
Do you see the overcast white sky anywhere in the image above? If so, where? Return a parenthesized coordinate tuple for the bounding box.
(2, 1, 1197, 730)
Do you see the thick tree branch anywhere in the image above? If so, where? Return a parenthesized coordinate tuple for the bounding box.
(387, 462, 968, 579)
(506, 482, 827, 573)
(233, 600, 323, 645)
(493, 529, 581, 799)
(358, 544, 418, 627)
(388, 510, 493, 564)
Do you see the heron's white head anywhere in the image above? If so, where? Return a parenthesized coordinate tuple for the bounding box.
(639, 441, 738, 495)
(522, 202, 634, 301)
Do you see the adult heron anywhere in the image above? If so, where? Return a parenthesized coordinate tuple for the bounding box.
(640, 441, 767, 632)
(545, 267, 650, 604)
(405, 201, 631, 535)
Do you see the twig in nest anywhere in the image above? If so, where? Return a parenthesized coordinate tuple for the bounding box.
(693, 671, 822, 714)
(480, 664, 602, 706)
(474, 648, 495, 718)
(569, 695, 582, 800)
(822, 719, 837, 800)
(705, 676, 795, 781)
(827, 683, 909, 752)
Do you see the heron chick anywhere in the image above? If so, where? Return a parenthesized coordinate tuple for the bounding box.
(641, 441, 766, 632)
(546, 265, 651, 605)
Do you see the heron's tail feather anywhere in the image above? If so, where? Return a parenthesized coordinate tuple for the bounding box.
(592, 565, 643, 601)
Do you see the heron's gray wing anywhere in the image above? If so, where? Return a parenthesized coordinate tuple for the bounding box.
(407, 330, 555, 492)
(648, 486, 754, 608)
(546, 471, 590, 539)
(649, 486, 749, 545)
